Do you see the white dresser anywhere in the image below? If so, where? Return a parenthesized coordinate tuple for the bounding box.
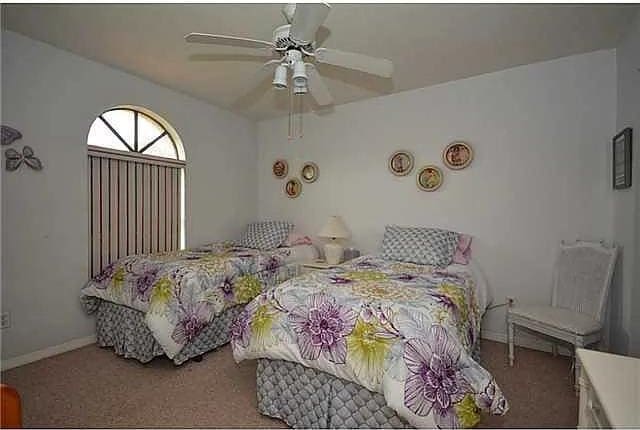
(577, 348, 640, 428)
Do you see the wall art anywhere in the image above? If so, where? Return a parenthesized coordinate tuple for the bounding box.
(300, 161, 319, 183)
(613, 127, 632, 190)
(443, 141, 473, 170)
(388, 150, 414, 176)
(5, 146, 43, 171)
(284, 178, 302, 198)
(1, 126, 22, 146)
(416, 165, 443, 191)
(272, 159, 288, 178)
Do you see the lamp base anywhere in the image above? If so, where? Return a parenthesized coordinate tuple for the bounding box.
(324, 242, 344, 265)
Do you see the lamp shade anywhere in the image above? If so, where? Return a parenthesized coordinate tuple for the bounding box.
(318, 216, 350, 240)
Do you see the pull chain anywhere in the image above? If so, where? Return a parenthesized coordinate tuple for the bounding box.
(288, 84, 293, 141)
(297, 94, 304, 139)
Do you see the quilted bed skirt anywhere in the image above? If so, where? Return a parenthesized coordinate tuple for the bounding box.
(95, 299, 243, 365)
(256, 358, 412, 429)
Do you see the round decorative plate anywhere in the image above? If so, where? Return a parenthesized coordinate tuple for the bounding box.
(272, 159, 288, 178)
(416, 165, 443, 192)
(284, 178, 302, 198)
(443, 141, 473, 170)
(388, 150, 414, 176)
(300, 162, 319, 183)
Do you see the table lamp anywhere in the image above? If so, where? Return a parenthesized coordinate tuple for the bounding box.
(318, 215, 350, 265)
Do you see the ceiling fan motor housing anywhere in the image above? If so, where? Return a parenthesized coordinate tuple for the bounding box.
(273, 24, 313, 53)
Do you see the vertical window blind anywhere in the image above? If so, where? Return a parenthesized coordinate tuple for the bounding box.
(88, 147, 185, 277)
(87, 107, 185, 277)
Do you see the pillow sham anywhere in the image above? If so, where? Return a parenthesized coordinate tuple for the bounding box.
(239, 221, 294, 250)
(284, 232, 313, 247)
(380, 225, 459, 267)
(452, 234, 473, 265)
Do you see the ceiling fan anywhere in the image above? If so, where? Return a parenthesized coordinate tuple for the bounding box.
(184, 3, 394, 109)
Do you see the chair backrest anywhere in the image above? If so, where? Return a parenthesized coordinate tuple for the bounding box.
(551, 240, 617, 322)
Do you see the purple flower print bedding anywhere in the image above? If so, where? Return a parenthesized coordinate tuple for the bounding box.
(232, 255, 507, 428)
(81, 242, 294, 358)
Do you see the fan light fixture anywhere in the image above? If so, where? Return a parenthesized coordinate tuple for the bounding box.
(293, 83, 307, 95)
(273, 64, 288, 89)
(291, 60, 308, 95)
(292, 61, 307, 86)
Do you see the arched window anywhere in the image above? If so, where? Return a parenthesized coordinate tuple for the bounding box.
(87, 107, 185, 160)
(87, 106, 185, 276)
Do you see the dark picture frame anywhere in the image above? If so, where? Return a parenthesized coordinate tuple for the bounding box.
(613, 128, 632, 190)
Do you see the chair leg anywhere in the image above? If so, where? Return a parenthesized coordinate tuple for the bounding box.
(508, 321, 515, 367)
(574, 348, 581, 394)
(552, 343, 558, 357)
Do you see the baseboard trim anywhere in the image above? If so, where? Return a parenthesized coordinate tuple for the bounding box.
(481, 329, 572, 356)
(1, 335, 96, 371)
(481, 329, 508, 344)
(0, 329, 570, 371)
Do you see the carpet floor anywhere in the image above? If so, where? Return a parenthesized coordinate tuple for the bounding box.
(2, 340, 577, 428)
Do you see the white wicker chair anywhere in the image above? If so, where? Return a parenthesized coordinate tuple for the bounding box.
(506, 240, 617, 390)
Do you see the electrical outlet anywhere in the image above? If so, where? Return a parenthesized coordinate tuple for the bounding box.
(1, 312, 10, 329)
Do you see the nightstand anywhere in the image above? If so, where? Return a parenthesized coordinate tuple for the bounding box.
(577, 348, 640, 428)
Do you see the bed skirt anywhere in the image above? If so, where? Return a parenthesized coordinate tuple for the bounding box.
(256, 358, 411, 429)
(255, 335, 482, 429)
(95, 299, 242, 365)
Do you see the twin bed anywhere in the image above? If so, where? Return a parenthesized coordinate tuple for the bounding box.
(81, 223, 508, 428)
(81, 241, 316, 364)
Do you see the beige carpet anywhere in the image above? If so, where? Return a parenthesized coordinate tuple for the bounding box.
(2, 340, 577, 428)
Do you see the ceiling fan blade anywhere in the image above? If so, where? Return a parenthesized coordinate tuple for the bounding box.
(290, 3, 331, 45)
(189, 51, 276, 62)
(246, 59, 281, 91)
(305, 64, 333, 106)
(315, 48, 394, 78)
(185, 33, 274, 49)
(232, 59, 281, 107)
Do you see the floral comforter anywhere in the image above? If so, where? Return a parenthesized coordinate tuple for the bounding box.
(81, 243, 295, 358)
(232, 255, 508, 428)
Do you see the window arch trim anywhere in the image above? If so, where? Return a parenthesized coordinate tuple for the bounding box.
(87, 105, 185, 161)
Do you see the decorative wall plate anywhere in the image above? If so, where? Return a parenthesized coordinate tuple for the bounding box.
(416, 165, 443, 191)
(443, 141, 473, 170)
(388, 150, 414, 176)
(300, 161, 319, 183)
(272, 159, 288, 178)
(285, 178, 302, 198)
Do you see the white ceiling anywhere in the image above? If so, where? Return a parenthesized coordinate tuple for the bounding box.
(3, 3, 638, 120)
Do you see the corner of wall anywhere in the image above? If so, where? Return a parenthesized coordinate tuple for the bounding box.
(611, 9, 640, 356)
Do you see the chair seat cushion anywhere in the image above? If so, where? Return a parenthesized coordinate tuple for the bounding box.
(509, 305, 601, 335)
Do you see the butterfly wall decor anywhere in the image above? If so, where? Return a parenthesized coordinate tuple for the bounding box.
(5, 146, 43, 171)
(1, 126, 22, 146)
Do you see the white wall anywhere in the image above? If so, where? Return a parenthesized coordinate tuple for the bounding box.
(257, 50, 616, 339)
(611, 12, 640, 356)
(1, 31, 257, 360)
